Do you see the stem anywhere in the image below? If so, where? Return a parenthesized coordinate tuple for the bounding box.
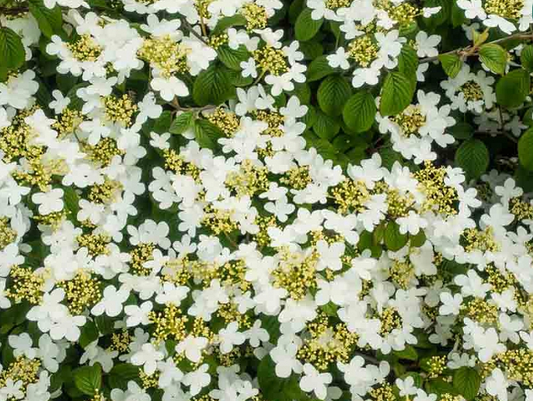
(419, 32, 533, 63)
(199, 14, 207, 37)
(253, 69, 266, 85)
(180, 17, 209, 45)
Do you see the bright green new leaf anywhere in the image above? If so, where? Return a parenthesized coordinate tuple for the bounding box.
(439, 53, 462, 78)
(479, 43, 507, 75)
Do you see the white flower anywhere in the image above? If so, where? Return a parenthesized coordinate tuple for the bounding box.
(439, 292, 463, 315)
(218, 321, 246, 354)
(327, 47, 350, 70)
(316, 240, 345, 271)
(396, 211, 428, 235)
(183, 364, 211, 396)
(151, 75, 189, 101)
(270, 342, 302, 378)
(32, 188, 64, 215)
(486, 368, 509, 401)
(415, 31, 441, 58)
(300, 363, 332, 400)
(124, 301, 153, 327)
(241, 58, 258, 78)
(91, 285, 130, 317)
(176, 335, 209, 363)
(49, 90, 70, 113)
(395, 376, 417, 397)
(131, 343, 164, 375)
(457, 0, 486, 19)
(244, 320, 269, 347)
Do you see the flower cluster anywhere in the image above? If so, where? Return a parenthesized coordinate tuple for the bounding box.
(1, 0, 533, 401)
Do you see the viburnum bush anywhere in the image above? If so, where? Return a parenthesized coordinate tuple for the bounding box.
(2, 0, 533, 400)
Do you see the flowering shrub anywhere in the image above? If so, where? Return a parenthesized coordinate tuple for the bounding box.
(1, 0, 533, 400)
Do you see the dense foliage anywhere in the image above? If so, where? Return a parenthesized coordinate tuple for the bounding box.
(1, 0, 533, 401)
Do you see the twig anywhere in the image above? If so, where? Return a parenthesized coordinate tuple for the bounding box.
(0, 6, 29, 16)
(170, 98, 216, 113)
(354, 351, 380, 365)
(420, 32, 533, 63)
(475, 130, 518, 143)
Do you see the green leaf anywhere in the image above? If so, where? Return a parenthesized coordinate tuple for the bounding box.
(379, 72, 415, 116)
(449, 122, 473, 140)
(455, 139, 489, 180)
(518, 127, 533, 171)
(28, 0, 63, 39)
(306, 55, 337, 82)
(79, 320, 99, 348)
(73, 364, 102, 396)
(379, 147, 402, 169)
(0, 27, 25, 80)
(108, 364, 141, 390)
(426, 379, 459, 398)
(410, 230, 427, 247)
(194, 119, 224, 150)
(63, 186, 80, 218)
(257, 356, 305, 401)
(302, 105, 317, 128)
(451, 1, 467, 26)
(95, 315, 114, 335)
(212, 15, 247, 35)
(385, 221, 409, 251)
(452, 367, 481, 400)
(153, 110, 172, 134)
(343, 92, 376, 134)
(479, 43, 507, 75)
(193, 63, 234, 106)
(295, 9, 323, 41)
(515, 165, 533, 192)
(424, 0, 451, 26)
(521, 45, 533, 71)
(317, 75, 351, 117)
(299, 40, 324, 60)
(398, 45, 419, 78)
(313, 109, 340, 140)
(290, 82, 311, 104)
(496, 68, 530, 108)
(217, 45, 250, 71)
(439, 53, 463, 78)
(394, 345, 418, 361)
(170, 112, 194, 135)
